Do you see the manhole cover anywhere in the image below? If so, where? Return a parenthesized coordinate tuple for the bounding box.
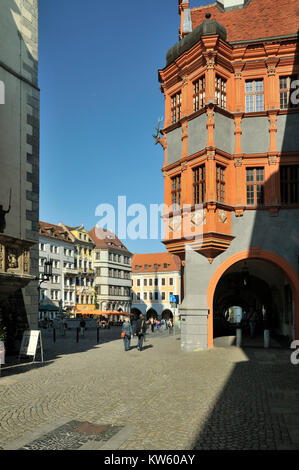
(20, 421, 124, 450)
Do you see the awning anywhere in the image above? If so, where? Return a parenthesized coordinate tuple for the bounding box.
(39, 304, 60, 312)
(75, 310, 133, 317)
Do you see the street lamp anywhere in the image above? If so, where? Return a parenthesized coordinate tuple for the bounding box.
(37, 258, 53, 305)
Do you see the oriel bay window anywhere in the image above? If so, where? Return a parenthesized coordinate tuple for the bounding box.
(245, 79, 264, 112)
(215, 76, 227, 109)
(216, 165, 225, 203)
(193, 77, 205, 112)
(171, 174, 181, 206)
(246, 167, 264, 205)
(171, 91, 182, 124)
(280, 166, 299, 204)
(280, 76, 299, 109)
(193, 165, 206, 204)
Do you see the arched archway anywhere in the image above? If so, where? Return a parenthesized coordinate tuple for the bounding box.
(147, 308, 158, 320)
(162, 309, 173, 320)
(207, 249, 299, 348)
(131, 308, 142, 321)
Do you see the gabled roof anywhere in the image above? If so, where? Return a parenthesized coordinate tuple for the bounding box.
(89, 227, 132, 255)
(39, 221, 74, 244)
(191, 0, 299, 43)
(132, 253, 181, 274)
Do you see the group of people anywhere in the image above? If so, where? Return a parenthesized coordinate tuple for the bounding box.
(148, 317, 173, 333)
(122, 314, 147, 352)
(121, 315, 177, 352)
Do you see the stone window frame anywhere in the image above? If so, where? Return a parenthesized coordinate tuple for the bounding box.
(216, 164, 226, 203)
(193, 164, 206, 205)
(280, 165, 299, 204)
(193, 75, 206, 112)
(171, 173, 182, 206)
(245, 79, 264, 112)
(215, 75, 227, 109)
(171, 90, 182, 124)
(279, 75, 299, 110)
(246, 167, 265, 206)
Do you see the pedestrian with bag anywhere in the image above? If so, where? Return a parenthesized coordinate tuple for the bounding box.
(121, 317, 133, 351)
(135, 314, 147, 351)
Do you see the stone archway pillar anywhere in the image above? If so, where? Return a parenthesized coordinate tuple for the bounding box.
(180, 294, 209, 351)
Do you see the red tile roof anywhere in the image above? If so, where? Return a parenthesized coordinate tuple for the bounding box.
(39, 221, 74, 244)
(191, 0, 299, 43)
(89, 227, 131, 254)
(132, 253, 181, 274)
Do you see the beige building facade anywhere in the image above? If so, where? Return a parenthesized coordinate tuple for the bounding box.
(131, 253, 181, 321)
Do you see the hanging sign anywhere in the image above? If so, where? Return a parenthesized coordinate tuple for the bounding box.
(19, 330, 44, 362)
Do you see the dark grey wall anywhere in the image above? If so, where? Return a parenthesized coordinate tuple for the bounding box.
(166, 127, 182, 164)
(214, 112, 234, 154)
(188, 114, 207, 156)
(277, 114, 299, 152)
(242, 116, 269, 154)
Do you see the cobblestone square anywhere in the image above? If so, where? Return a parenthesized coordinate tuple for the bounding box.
(1, 327, 299, 450)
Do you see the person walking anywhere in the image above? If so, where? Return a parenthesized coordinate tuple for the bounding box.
(135, 314, 147, 351)
(80, 319, 86, 337)
(121, 317, 133, 351)
(150, 317, 155, 333)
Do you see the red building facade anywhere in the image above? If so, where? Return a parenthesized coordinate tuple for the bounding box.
(158, 0, 299, 350)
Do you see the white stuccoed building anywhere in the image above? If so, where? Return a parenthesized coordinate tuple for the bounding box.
(39, 222, 76, 320)
(89, 227, 132, 316)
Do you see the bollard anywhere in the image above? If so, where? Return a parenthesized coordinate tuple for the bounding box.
(264, 329, 270, 348)
(236, 327, 242, 347)
(76, 327, 79, 343)
(97, 327, 100, 344)
(53, 328, 56, 343)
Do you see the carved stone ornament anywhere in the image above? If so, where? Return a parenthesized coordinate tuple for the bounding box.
(182, 75, 189, 87)
(267, 65, 276, 76)
(234, 157, 243, 167)
(23, 249, 30, 274)
(7, 248, 19, 269)
(191, 209, 206, 226)
(0, 244, 4, 270)
(268, 155, 278, 166)
(207, 150, 215, 161)
(218, 210, 227, 224)
(181, 162, 188, 172)
(169, 216, 181, 232)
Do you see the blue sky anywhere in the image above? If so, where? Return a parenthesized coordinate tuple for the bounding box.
(39, 0, 212, 253)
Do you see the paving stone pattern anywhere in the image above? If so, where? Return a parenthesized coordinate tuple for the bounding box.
(0, 327, 299, 450)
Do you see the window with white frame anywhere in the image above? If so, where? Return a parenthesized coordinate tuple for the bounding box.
(245, 79, 264, 112)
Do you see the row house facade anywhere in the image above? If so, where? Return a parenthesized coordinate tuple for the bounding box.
(131, 253, 181, 321)
(89, 227, 132, 314)
(39, 222, 76, 318)
(157, 0, 299, 350)
(58, 223, 95, 312)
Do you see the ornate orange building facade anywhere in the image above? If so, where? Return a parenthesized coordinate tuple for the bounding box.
(158, 0, 299, 350)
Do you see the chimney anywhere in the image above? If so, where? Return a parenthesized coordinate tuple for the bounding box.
(216, 0, 251, 11)
(178, 1, 192, 39)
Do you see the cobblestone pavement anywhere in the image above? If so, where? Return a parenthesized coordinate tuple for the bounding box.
(0, 327, 299, 450)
